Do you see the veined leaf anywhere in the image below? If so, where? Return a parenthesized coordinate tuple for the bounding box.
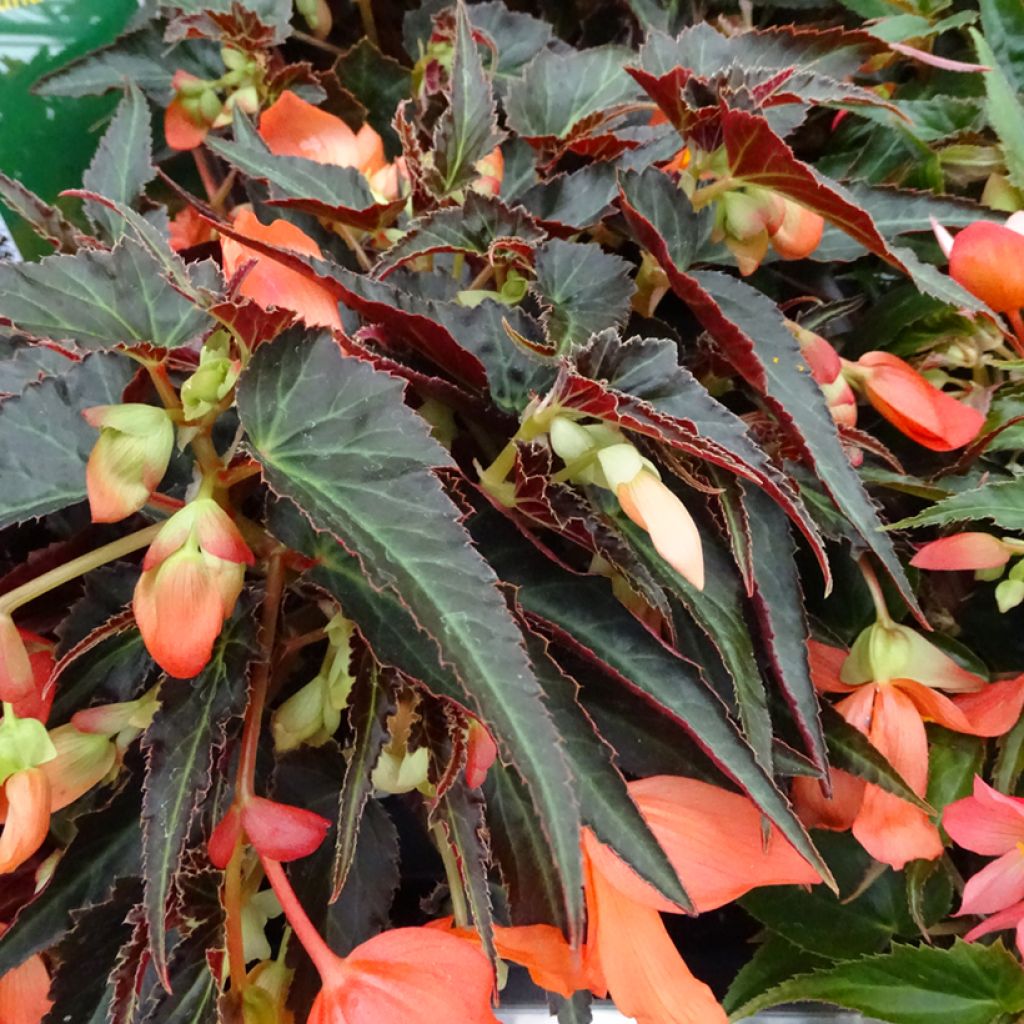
(980, 0, 1024, 92)
(889, 478, 1024, 531)
(729, 940, 1024, 1024)
(0, 172, 92, 253)
(0, 240, 210, 350)
(238, 332, 583, 938)
(332, 39, 411, 156)
(533, 239, 634, 352)
(82, 84, 154, 241)
(141, 604, 255, 986)
(430, 3, 505, 195)
(0, 353, 135, 529)
(973, 29, 1024, 192)
(519, 164, 619, 232)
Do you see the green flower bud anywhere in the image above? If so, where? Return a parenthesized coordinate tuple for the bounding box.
(997, 579, 1024, 614)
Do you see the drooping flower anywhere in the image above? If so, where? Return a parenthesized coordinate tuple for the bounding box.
(0, 923, 51, 1024)
(208, 797, 330, 868)
(843, 351, 984, 451)
(0, 616, 39, 706)
(221, 209, 342, 331)
(770, 199, 825, 261)
(133, 498, 255, 678)
(792, 639, 1024, 870)
(788, 323, 857, 429)
(82, 404, 175, 523)
(465, 718, 498, 788)
(169, 205, 215, 252)
(258, 91, 405, 201)
(945, 777, 1024, 924)
(933, 213, 1024, 314)
(911, 532, 1024, 571)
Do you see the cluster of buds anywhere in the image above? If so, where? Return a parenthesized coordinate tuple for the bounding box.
(82, 403, 175, 523)
(912, 532, 1024, 613)
(133, 498, 255, 678)
(272, 613, 356, 752)
(181, 332, 241, 423)
(165, 47, 264, 151)
(711, 185, 824, 276)
(548, 416, 704, 591)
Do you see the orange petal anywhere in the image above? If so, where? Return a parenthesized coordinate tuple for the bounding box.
(0, 948, 51, 1024)
(313, 927, 499, 1024)
(582, 845, 727, 1024)
(949, 221, 1024, 313)
(39, 725, 115, 812)
(0, 769, 50, 874)
(911, 533, 1013, 571)
(792, 769, 865, 832)
(133, 557, 226, 678)
(770, 201, 824, 260)
(585, 776, 821, 915)
(945, 776, 1024, 856)
(951, 676, 1024, 737)
(617, 472, 704, 590)
(164, 98, 208, 151)
(221, 210, 341, 330)
(852, 686, 943, 869)
(259, 91, 371, 170)
(169, 205, 215, 253)
(807, 639, 858, 693)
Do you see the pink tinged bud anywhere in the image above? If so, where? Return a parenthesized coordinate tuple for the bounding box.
(472, 147, 504, 197)
(617, 470, 705, 591)
(0, 616, 35, 704)
(0, 768, 50, 874)
(242, 797, 330, 863)
(465, 719, 498, 788)
(208, 804, 243, 869)
(946, 220, 1024, 313)
(911, 533, 1017, 571)
(83, 404, 175, 524)
(39, 725, 116, 812)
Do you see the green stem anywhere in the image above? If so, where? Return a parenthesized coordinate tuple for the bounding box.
(355, 0, 379, 46)
(0, 523, 162, 615)
(432, 822, 469, 929)
(858, 555, 894, 628)
(690, 175, 737, 210)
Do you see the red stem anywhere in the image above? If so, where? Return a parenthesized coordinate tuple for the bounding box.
(261, 856, 338, 979)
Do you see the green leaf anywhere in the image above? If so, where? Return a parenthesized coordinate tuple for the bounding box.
(890, 478, 1024, 531)
(374, 192, 544, 279)
(519, 164, 618, 231)
(742, 485, 827, 772)
(730, 940, 1024, 1024)
(724, 932, 831, 1015)
(533, 239, 634, 352)
(525, 630, 690, 909)
(237, 332, 583, 938)
(972, 29, 1024, 191)
(505, 46, 643, 142)
(473, 507, 832, 888)
(82, 84, 154, 241)
(0, 240, 210, 350)
(470, 1, 554, 91)
(205, 114, 394, 230)
(980, 0, 1024, 92)
(141, 604, 254, 986)
(332, 39, 412, 157)
(0, 171, 91, 253)
(927, 727, 985, 816)
(0, 788, 141, 974)
(431, 3, 505, 195)
(331, 667, 392, 901)
(0, 353, 135, 529)
(823, 704, 933, 813)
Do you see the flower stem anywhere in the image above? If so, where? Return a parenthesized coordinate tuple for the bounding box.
(431, 822, 469, 928)
(0, 523, 162, 615)
(261, 856, 337, 978)
(336, 223, 373, 274)
(690, 175, 736, 210)
(355, 0, 379, 46)
(224, 840, 248, 991)
(858, 555, 894, 627)
(237, 551, 286, 801)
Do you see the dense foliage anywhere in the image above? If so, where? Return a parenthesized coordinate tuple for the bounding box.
(4, 0, 1024, 1021)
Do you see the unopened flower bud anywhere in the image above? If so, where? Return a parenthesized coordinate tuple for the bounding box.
(181, 334, 240, 422)
(372, 745, 430, 795)
(229, 85, 261, 116)
(82, 404, 174, 523)
(0, 614, 34, 704)
(997, 579, 1024, 614)
(221, 45, 249, 71)
(199, 88, 225, 126)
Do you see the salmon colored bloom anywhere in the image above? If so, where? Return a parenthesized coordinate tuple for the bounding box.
(221, 209, 342, 331)
(770, 200, 825, 261)
(945, 778, 1024, 923)
(260, 856, 498, 1024)
(208, 797, 330, 868)
(844, 351, 984, 451)
(164, 71, 218, 151)
(0, 615, 39, 705)
(82, 404, 175, 524)
(169, 205, 215, 252)
(471, 147, 504, 197)
(465, 718, 498, 788)
(933, 213, 1024, 314)
(133, 498, 255, 678)
(911, 532, 1024, 571)
(259, 91, 405, 201)
(789, 323, 857, 429)
(7, 629, 55, 723)
(793, 639, 1024, 870)
(0, 923, 51, 1024)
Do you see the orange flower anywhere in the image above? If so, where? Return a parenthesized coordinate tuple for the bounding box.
(770, 199, 824, 261)
(169, 205, 215, 252)
(0, 616, 41, 706)
(844, 351, 984, 451)
(133, 498, 254, 678)
(933, 214, 1024, 314)
(259, 91, 404, 201)
(0, 924, 51, 1024)
(164, 71, 218, 152)
(0, 768, 49, 875)
(911, 532, 1024, 571)
(789, 324, 857, 428)
(221, 209, 342, 331)
(792, 639, 1024, 869)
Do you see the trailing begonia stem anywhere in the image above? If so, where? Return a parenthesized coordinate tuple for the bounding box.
(261, 856, 337, 978)
(431, 822, 469, 929)
(0, 522, 162, 615)
(857, 555, 895, 628)
(224, 840, 248, 992)
(237, 551, 286, 801)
